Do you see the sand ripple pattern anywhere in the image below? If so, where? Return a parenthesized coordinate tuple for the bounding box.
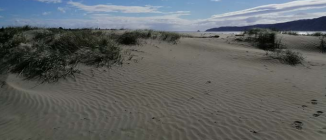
(0, 38, 326, 140)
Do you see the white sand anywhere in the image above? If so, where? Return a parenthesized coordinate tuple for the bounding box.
(1, 34, 326, 140)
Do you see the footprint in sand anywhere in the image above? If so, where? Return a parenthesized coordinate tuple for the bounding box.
(311, 100, 318, 105)
(292, 121, 303, 130)
(313, 111, 324, 117)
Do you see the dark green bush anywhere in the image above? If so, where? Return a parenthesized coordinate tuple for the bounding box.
(244, 28, 283, 51)
(117, 32, 142, 45)
(0, 29, 21, 44)
(256, 32, 276, 50)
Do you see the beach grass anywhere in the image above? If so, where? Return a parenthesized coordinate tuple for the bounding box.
(319, 36, 326, 53)
(0, 27, 182, 83)
(244, 28, 304, 65)
(245, 28, 283, 51)
(310, 32, 325, 37)
(282, 31, 298, 36)
(271, 50, 304, 65)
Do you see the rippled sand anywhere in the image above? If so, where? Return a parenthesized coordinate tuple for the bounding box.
(1, 34, 326, 140)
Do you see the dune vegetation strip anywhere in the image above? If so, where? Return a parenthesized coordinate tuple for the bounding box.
(0, 26, 182, 83)
(281, 31, 299, 36)
(318, 36, 326, 53)
(242, 28, 304, 65)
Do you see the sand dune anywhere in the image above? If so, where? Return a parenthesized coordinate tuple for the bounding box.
(1, 34, 326, 140)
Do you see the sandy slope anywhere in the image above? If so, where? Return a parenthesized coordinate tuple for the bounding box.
(0, 34, 326, 140)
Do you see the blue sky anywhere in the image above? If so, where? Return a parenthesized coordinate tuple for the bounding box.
(0, 0, 326, 31)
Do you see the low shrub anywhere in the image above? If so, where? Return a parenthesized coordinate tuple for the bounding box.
(0, 29, 122, 83)
(272, 50, 304, 65)
(244, 28, 284, 51)
(158, 31, 181, 44)
(244, 28, 304, 65)
(117, 30, 181, 45)
(256, 32, 276, 50)
(117, 31, 145, 45)
(0, 27, 183, 82)
(319, 36, 326, 53)
(244, 28, 271, 36)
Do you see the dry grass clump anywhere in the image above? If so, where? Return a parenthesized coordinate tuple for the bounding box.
(0, 28, 121, 83)
(310, 32, 325, 37)
(244, 28, 304, 66)
(319, 36, 326, 53)
(158, 31, 181, 44)
(282, 31, 298, 36)
(244, 28, 283, 51)
(271, 50, 304, 65)
(117, 30, 151, 45)
(117, 30, 181, 45)
(0, 27, 183, 82)
(244, 28, 273, 38)
(0, 26, 36, 44)
(255, 32, 281, 51)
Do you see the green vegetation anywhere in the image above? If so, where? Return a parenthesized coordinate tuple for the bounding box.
(115, 30, 181, 45)
(255, 32, 281, 51)
(282, 31, 298, 36)
(0, 29, 121, 83)
(244, 28, 304, 65)
(319, 36, 326, 53)
(245, 28, 267, 35)
(117, 32, 142, 45)
(0, 27, 182, 82)
(272, 50, 304, 65)
(310, 32, 325, 37)
(158, 31, 182, 44)
(244, 28, 283, 51)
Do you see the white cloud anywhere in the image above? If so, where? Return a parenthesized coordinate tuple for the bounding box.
(5, 12, 193, 30)
(58, 7, 66, 13)
(36, 0, 61, 3)
(42, 12, 51, 15)
(68, 1, 162, 13)
(4, 11, 325, 31)
(200, 12, 326, 29)
(167, 11, 191, 15)
(2, 0, 326, 31)
(212, 0, 326, 18)
(211, 0, 221, 2)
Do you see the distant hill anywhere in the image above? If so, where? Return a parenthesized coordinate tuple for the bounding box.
(206, 16, 326, 32)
